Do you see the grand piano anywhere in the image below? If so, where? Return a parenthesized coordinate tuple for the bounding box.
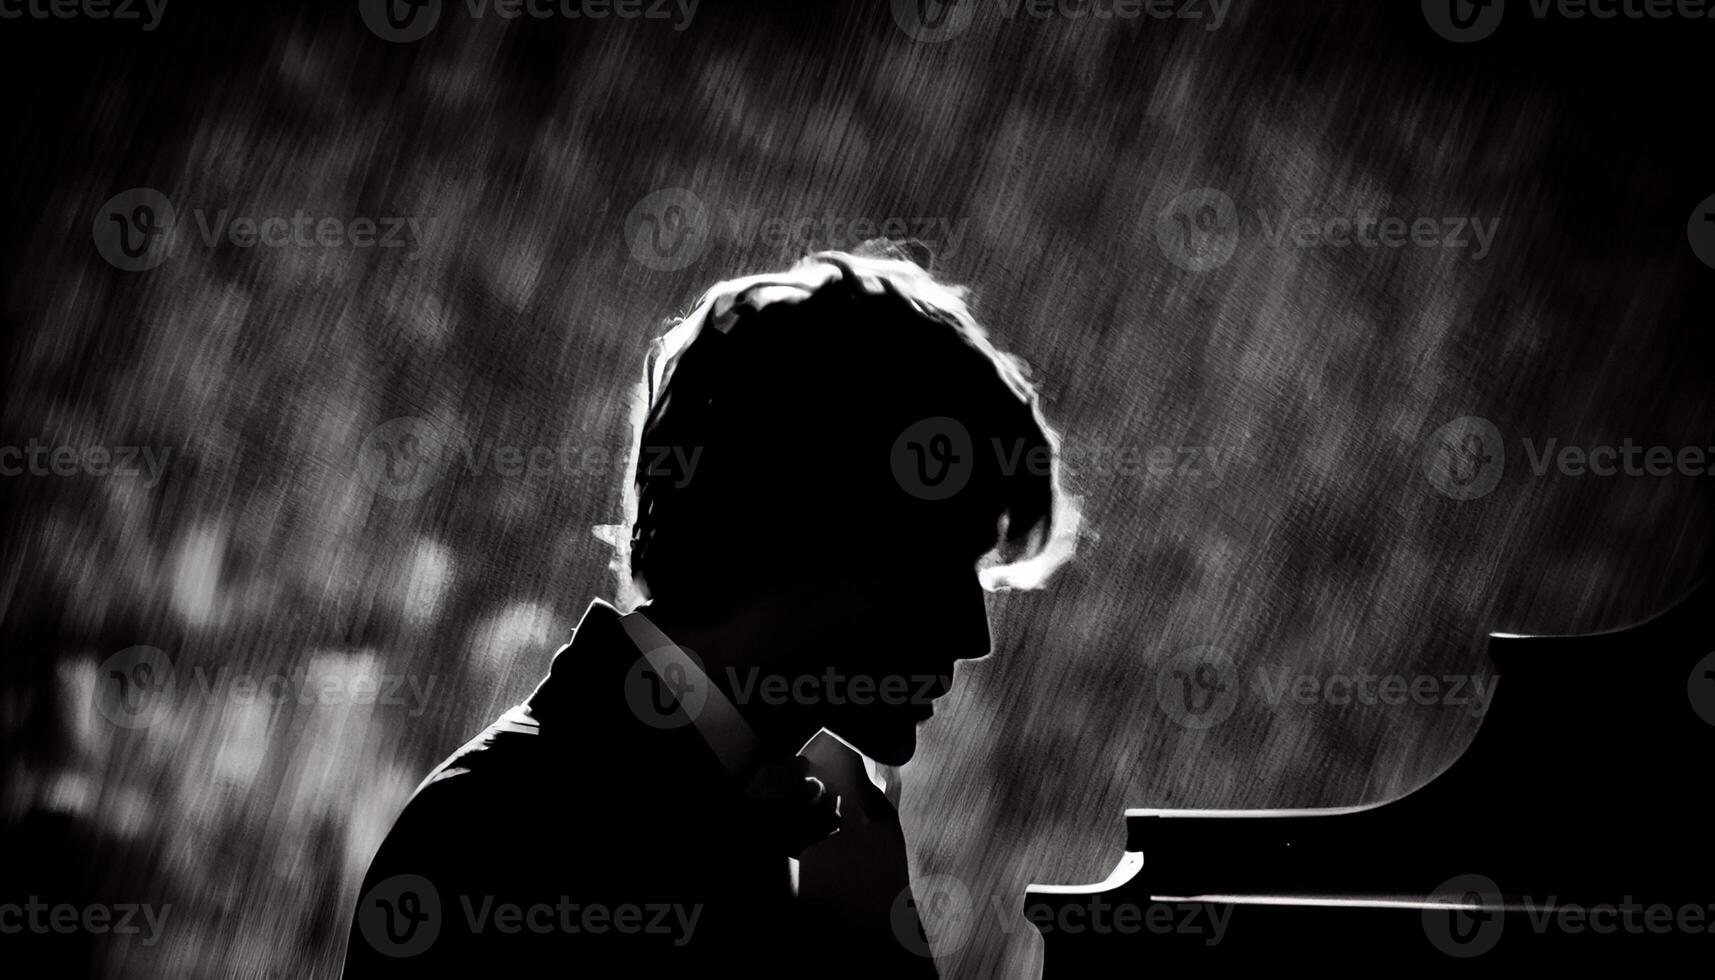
(1026, 576, 1715, 971)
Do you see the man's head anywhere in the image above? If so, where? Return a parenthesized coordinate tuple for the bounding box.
(611, 244, 1077, 763)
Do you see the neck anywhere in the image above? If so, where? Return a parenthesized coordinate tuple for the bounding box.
(639, 601, 824, 759)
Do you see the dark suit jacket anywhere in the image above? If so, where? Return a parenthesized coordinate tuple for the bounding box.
(343, 599, 938, 977)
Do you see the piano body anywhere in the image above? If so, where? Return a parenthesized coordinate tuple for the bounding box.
(1026, 577, 1715, 972)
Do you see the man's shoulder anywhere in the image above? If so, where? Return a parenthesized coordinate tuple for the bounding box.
(360, 718, 619, 891)
(521, 598, 632, 721)
(412, 705, 542, 792)
(359, 595, 742, 876)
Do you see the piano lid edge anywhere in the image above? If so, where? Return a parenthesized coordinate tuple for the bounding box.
(1485, 572, 1708, 651)
(1123, 804, 1379, 819)
(1024, 851, 1144, 897)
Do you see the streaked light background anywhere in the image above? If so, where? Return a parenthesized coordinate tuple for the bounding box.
(2, 1, 1711, 976)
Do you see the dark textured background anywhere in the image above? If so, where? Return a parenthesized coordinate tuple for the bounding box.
(2, 1, 1712, 976)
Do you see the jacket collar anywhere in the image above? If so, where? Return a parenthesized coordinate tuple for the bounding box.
(524, 598, 630, 724)
(619, 608, 763, 778)
(525, 599, 762, 782)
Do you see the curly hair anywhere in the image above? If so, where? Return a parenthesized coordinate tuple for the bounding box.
(596, 243, 1079, 614)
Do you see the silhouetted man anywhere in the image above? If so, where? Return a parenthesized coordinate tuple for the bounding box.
(342, 243, 1075, 976)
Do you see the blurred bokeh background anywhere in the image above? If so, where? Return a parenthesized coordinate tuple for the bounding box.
(3, 0, 1713, 976)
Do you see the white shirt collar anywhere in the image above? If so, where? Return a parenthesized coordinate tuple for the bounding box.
(619, 609, 763, 778)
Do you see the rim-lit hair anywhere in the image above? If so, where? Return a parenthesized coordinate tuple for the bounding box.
(595, 244, 1079, 611)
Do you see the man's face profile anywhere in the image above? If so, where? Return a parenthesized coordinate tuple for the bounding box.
(783, 551, 995, 766)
